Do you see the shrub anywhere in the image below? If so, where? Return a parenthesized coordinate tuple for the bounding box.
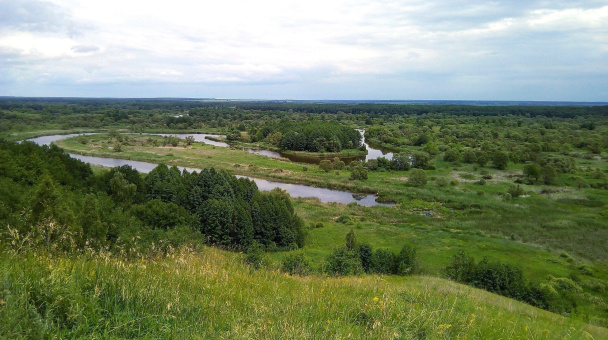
(332, 157, 345, 170)
(444, 252, 577, 314)
(319, 160, 333, 172)
(371, 249, 396, 274)
(244, 241, 268, 270)
(281, 253, 312, 276)
(350, 165, 368, 180)
(394, 243, 419, 275)
(408, 169, 427, 187)
(365, 159, 378, 171)
(523, 163, 541, 182)
(578, 265, 594, 276)
(358, 243, 373, 273)
(508, 185, 525, 197)
(325, 247, 363, 276)
(345, 229, 357, 251)
(445, 251, 476, 283)
(336, 215, 351, 224)
(492, 151, 509, 170)
(463, 149, 477, 164)
(435, 177, 448, 187)
(443, 149, 459, 162)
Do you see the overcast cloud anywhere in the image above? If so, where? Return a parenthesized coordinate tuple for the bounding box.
(0, 0, 607, 101)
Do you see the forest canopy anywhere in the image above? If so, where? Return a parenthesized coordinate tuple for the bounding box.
(0, 139, 305, 253)
(251, 120, 362, 152)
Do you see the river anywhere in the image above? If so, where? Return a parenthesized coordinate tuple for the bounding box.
(28, 134, 393, 207)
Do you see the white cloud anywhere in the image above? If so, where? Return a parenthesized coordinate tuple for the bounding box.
(0, 0, 607, 100)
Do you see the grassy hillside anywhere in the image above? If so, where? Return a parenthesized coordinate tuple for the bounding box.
(1, 248, 606, 339)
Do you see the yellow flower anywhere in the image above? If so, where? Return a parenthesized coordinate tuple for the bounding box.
(437, 324, 452, 335)
(373, 296, 379, 303)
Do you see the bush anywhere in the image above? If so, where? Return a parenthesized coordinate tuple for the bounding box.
(479, 169, 492, 180)
(408, 169, 427, 187)
(463, 149, 477, 164)
(358, 243, 373, 273)
(435, 177, 448, 187)
(325, 247, 363, 276)
(394, 244, 419, 275)
(281, 253, 311, 276)
(443, 149, 459, 162)
(445, 251, 476, 283)
(523, 163, 541, 182)
(336, 215, 351, 224)
(492, 151, 509, 170)
(319, 160, 333, 172)
(350, 165, 368, 180)
(244, 241, 268, 270)
(444, 251, 577, 314)
(332, 157, 345, 170)
(345, 229, 357, 251)
(508, 185, 525, 197)
(371, 249, 396, 274)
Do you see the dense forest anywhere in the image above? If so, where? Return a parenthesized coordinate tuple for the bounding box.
(0, 139, 305, 253)
(248, 120, 362, 152)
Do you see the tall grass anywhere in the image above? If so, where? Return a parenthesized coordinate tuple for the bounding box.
(1, 248, 605, 339)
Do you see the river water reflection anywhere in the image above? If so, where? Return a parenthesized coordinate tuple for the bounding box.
(28, 134, 393, 207)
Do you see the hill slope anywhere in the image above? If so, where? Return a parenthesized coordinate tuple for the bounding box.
(2, 248, 605, 339)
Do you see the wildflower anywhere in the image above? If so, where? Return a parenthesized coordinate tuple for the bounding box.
(437, 324, 452, 335)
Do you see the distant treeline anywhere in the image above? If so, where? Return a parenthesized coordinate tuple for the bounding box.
(0, 139, 305, 254)
(1, 98, 607, 118)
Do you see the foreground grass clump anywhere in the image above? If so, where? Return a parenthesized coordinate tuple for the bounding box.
(1, 248, 606, 339)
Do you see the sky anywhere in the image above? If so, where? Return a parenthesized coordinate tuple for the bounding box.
(1, 0, 607, 101)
